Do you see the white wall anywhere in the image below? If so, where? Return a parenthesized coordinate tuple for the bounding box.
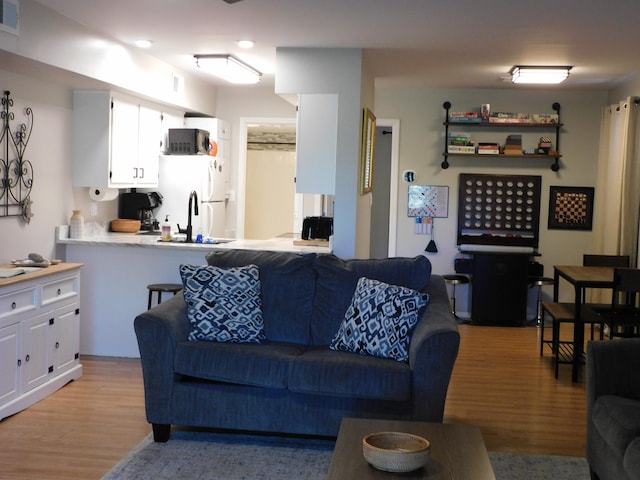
(215, 86, 298, 237)
(275, 48, 364, 258)
(0, 68, 74, 263)
(245, 149, 296, 239)
(608, 72, 640, 104)
(375, 87, 608, 311)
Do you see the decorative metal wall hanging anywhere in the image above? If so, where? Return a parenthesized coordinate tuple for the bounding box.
(0, 90, 34, 223)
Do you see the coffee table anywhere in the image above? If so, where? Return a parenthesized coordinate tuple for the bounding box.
(327, 418, 495, 479)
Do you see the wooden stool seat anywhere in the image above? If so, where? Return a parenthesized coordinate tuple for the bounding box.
(147, 283, 182, 309)
(528, 276, 555, 327)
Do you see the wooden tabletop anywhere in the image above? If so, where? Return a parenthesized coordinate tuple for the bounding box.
(327, 418, 495, 480)
(554, 265, 615, 286)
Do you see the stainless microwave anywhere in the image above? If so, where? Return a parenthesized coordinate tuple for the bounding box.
(168, 128, 210, 154)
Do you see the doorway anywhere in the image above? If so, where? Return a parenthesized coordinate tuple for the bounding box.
(371, 119, 400, 257)
(238, 118, 297, 240)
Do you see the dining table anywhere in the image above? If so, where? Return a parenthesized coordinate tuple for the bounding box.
(553, 265, 615, 382)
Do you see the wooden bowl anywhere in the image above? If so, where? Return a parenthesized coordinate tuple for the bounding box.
(363, 432, 430, 472)
(111, 219, 141, 233)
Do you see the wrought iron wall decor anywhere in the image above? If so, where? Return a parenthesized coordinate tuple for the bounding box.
(0, 90, 34, 223)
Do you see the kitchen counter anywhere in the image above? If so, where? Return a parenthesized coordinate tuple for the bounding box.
(55, 226, 331, 357)
(56, 229, 332, 254)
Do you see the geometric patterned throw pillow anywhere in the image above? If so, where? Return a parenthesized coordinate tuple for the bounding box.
(329, 277, 429, 362)
(179, 264, 266, 343)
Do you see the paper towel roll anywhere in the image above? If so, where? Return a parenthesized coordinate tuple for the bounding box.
(89, 187, 119, 202)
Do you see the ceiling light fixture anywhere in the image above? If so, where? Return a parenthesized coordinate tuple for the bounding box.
(237, 40, 255, 49)
(194, 54, 262, 84)
(510, 65, 572, 84)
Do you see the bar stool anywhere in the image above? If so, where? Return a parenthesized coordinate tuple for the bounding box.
(443, 274, 469, 319)
(528, 276, 555, 327)
(147, 283, 182, 309)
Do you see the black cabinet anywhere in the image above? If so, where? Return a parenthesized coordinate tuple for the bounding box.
(470, 253, 530, 326)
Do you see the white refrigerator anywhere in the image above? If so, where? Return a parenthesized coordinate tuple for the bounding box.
(155, 154, 226, 238)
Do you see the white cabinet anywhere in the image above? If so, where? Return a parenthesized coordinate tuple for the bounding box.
(0, 264, 83, 421)
(296, 94, 338, 194)
(72, 90, 162, 188)
(0, 323, 19, 406)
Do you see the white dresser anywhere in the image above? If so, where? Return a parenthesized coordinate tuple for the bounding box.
(0, 263, 83, 420)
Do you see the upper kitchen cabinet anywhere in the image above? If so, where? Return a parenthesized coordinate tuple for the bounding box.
(296, 94, 337, 194)
(72, 91, 162, 188)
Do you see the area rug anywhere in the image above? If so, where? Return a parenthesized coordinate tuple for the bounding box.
(101, 429, 591, 480)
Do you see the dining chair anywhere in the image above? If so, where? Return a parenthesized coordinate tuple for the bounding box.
(538, 255, 629, 377)
(597, 267, 640, 339)
(581, 254, 630, 336)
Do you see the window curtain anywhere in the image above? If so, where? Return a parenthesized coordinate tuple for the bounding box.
(592, 97, 640, 268)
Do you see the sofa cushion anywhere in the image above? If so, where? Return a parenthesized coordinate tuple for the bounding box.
(288, 347, 411, 401)
(311, 255, 432, 345)
(624, 437, 640, 480)
(592, 395, 640, 460)
(175, 341, 305, 389)
(329, 277, 429, 362)
(206, 250, 316, 344)
(180, 264, 266, 343)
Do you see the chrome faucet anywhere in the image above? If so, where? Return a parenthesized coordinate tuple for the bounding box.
(178, 190, 199, 243)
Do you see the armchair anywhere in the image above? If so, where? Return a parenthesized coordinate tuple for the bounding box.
(586, 338, 640, 480)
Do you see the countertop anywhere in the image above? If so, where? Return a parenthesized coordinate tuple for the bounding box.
(0, 262, 83, 288)
(55, 227, 332, 254)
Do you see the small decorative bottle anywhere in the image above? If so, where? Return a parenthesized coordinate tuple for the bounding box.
(70, 210, 84, 239)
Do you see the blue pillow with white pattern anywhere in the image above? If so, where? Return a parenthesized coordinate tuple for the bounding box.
(180, 264, 266, 343)
(329, 277, 429, 362)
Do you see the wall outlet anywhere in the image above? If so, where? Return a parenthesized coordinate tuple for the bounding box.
(90, 202, 98, 217)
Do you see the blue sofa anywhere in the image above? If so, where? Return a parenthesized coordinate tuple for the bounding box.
(587, 338, 640, 480)
(134, 250, 460, 442)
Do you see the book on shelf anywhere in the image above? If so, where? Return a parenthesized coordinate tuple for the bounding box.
(477, 143, 500, 155)
(448, 145, 476, 154)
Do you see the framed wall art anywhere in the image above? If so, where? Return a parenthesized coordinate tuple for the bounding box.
(547, 185, 594, 230)
(360, 107, 376, 194)
(408, 185, 449, 218)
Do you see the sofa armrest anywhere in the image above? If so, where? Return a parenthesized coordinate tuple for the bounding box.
(134, 292, 190, 424)
(408, 274, 460, 422)
(587, 338, 640, 410)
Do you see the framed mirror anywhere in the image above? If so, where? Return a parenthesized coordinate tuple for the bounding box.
(360, 108, 376, 194)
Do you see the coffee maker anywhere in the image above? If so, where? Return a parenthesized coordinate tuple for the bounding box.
(118, 192, 163, 230)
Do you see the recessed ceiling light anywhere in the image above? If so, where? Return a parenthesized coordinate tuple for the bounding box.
(237, 40, 255, 49)
(135, 40, 153, 49)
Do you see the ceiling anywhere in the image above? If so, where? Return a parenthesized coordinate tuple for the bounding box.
(33, 0, 640, 90)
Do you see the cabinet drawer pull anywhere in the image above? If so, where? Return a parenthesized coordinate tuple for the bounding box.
(57, 288, 62, 296)
(55, 341, 60, 349)
(17, 359, 21, 367)
(11, 301, 16, 310)
(25, 354, 30, 362)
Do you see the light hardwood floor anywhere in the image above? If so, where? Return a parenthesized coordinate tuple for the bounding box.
(0, 323, 587, 480)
